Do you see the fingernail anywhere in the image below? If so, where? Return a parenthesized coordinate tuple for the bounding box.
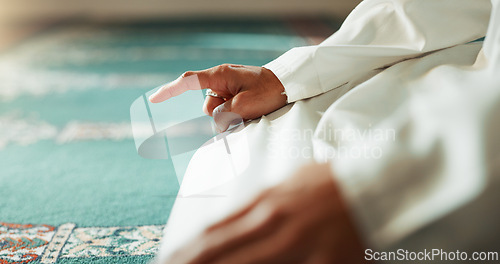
(148, 93, 156, 102)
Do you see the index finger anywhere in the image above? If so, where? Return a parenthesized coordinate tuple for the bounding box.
(149, 71, 207, 103)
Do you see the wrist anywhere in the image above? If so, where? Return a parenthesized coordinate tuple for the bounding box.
(262, 66, 288, 108)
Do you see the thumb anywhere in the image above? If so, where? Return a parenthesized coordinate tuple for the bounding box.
(212, 97, 245, 132)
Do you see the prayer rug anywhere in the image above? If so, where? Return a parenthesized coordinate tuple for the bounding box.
(0, 18, 338, 263)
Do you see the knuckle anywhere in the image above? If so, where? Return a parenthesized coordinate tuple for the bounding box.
(217, 64, 232, 74)
(262, 202, 286, 222)
(231, 94, 251, 116)
(181, 71, 195, 78)
(231, 95, 245, 110)
(249, 203, 283, 233)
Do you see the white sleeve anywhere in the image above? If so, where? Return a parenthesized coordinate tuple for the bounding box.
(264, 0, 491, 103)
(311, 0, 499, 249)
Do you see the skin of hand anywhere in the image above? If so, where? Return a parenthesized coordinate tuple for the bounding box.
(149, 64, 288, 132)
(165, 163, 367, 264)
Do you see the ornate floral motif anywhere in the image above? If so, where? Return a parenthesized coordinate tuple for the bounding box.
(60, 225, 163, 258)
(0, 222, 163, 263)
(0, 222, 55, 263)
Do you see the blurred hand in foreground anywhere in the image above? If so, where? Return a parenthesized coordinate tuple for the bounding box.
(165, 163, 367, 264)
(149, 64, 287, 132)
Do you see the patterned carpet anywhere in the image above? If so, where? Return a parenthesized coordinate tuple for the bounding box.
(0, 19, 336, 263)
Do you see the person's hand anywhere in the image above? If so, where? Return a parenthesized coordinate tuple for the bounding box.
(149, 64, 287, 131)
(165, 163, 367, 264)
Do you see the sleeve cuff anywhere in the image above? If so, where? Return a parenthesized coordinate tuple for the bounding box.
(263, 46, 324, 103)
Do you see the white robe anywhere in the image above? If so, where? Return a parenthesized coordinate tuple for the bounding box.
(156, 0, 500, 262)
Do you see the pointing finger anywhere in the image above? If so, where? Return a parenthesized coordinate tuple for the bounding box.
(149, 72, 204, 103)
(149, 64, 243, 103)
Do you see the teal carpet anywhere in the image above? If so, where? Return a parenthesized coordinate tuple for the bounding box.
(0, 19, 332, 263)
